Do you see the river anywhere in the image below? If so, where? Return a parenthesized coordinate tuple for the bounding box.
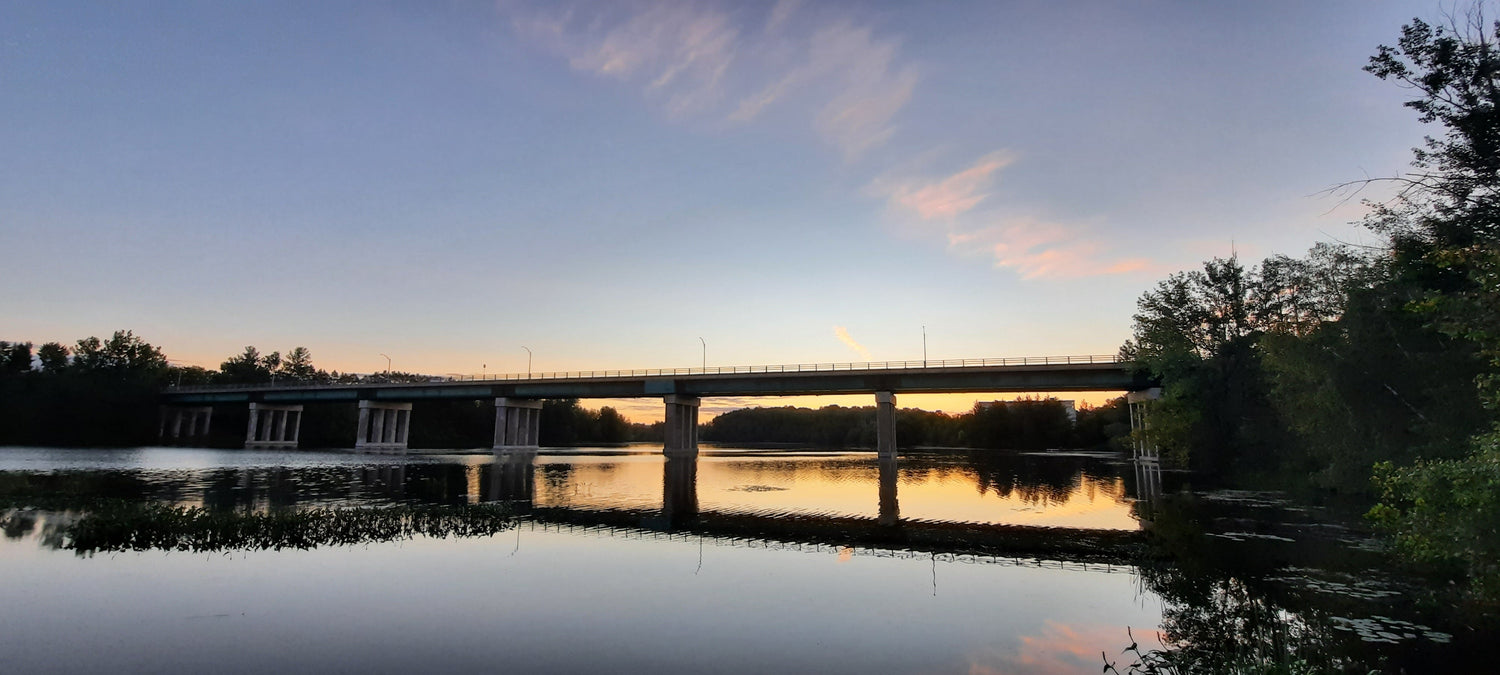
(0, 445, 1478, 673)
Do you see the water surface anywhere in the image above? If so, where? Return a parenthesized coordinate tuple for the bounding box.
(0, 446, 1477, 673)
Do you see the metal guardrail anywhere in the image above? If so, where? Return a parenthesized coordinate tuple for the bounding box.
(167, 354, 1125, 392)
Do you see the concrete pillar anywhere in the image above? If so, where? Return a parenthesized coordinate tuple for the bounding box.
(356, 401, 413, 453)
(161, 406, 212, 444)
(663, 395, 700, 456)
(1127, 388, 1163, 462)
(357, 406, 370, 445)
(493, 398, 543, 451)
(245, 407, 260, 445)
(875, 391, 897, 459)
(371, 407, 386, 446)
(245, 403, 303, 449)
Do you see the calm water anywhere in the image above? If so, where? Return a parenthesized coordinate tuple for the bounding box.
(0, 446, 1480, 673)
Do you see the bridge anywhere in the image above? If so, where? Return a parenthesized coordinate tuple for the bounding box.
(157, 355, 1156, 455)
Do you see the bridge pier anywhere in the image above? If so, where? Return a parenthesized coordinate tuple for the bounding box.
(159, 406, 212, 444)
(1127, 388, 1162, 461)
(356, 401, 412, 452)
(245, 403, 302, 449)
(663, 395, 700, 456)
(875, 391, 897, 458)
(493, 398, 542, 451)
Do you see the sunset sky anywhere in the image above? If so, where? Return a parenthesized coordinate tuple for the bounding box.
(2, 1, 1432, 420)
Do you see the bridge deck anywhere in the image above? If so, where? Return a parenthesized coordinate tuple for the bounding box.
(162, 355, 1151, 405)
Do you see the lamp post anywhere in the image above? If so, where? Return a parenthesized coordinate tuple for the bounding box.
(379, 353, 391, 374)
(922, 326, 927, 367)
(699, 337, 706, 370)
(521, 346, 532, 377)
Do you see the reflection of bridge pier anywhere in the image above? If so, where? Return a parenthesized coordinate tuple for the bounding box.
(1130, 459, 1163, 523)
(486, 450, 536, 510)
(878, 455, 900, 527)
(662, 455, 699, 526)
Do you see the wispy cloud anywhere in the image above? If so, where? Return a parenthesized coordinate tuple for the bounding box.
(506, 1, 917, 157)
(874, 153, 1153, 280)
(878, 151, 1015, 220)
(833, 326, 872, 360)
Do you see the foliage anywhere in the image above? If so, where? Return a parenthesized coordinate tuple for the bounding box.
(1355, 8, 1500, 606)
(0, 330, 171, 445)
(1369, 436, 1500, 605)
(70, 330, 168, 378)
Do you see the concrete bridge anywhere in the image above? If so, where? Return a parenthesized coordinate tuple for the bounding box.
(158, 355, 1155, 456)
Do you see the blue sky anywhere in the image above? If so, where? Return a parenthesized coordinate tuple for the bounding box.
(1, 1, 1433, 418)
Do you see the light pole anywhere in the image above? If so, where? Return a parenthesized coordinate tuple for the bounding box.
(922, 326, 927, 367)
(379, 353, 391, 374)
(699, 337, 706, 370)
(521, 346, 532, 377)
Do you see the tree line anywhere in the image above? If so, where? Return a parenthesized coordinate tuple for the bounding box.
(702, 397, 1129, 451)
(0, 335, 653, 447)
(1123, 12, 1500, 604)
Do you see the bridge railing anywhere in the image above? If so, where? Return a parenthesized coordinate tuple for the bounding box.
(167, 354, 1124, 392)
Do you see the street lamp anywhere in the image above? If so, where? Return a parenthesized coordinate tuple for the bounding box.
(922, 326, 928, 367)
(699, 337, 706, 370)
(379, 353, 391, 374)
(521, 346, 532, 377)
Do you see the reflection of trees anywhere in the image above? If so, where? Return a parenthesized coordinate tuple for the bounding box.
(52, 503, 515, 554)
(1117, 494, 1449, 674)
(962, 451, 1121, 507)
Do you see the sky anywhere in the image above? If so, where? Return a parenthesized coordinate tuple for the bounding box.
(1, 1, 1436, 421)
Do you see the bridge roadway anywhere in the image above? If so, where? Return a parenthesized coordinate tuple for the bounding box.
(156, 355, 1154, 453)
(163, 355, 1146, 404)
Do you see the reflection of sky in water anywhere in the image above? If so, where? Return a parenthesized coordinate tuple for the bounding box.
(0, 444, 1162, 672)
(0, 514, 1161, 674)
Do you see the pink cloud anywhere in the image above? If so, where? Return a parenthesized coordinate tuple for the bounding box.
(886, 152, 1015, 220)
(878, 152, 1156, 280)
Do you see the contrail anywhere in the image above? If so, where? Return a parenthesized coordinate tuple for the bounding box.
(833, 326, 872, 360)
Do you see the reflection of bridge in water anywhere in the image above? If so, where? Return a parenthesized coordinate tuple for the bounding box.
(435, 452, 1149, 565)
(516, 519, 1139, 574)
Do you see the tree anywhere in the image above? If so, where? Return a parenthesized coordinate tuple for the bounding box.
(1356, 8, 1500, 605)
(218, 346, 280, 384)
(0, 341, 32, 376)
(278, 347, 317, 382)
(70, 331, 168, 378)
(37, 342, 69, 374)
